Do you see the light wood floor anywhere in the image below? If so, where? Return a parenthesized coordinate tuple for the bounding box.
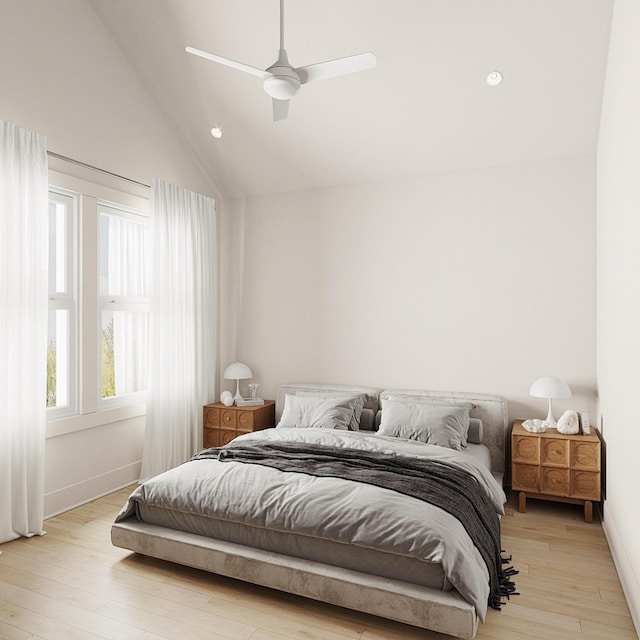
(0, 487, 637, 640)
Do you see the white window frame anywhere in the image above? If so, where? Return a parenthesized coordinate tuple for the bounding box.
(47, 189, 78, 421)
(46, 168, 149, 439)
(97, 202, 150, 411)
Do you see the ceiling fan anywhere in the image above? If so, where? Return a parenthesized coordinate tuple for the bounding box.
(186, 0, 376, 122)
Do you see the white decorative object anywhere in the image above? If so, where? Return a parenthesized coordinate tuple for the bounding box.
(529, 376, 572, 427)
(248, 383, 261, 400)
(557, 410, 580, 435)
(220, 390, 233, 407)
(522, 419, 549, 433)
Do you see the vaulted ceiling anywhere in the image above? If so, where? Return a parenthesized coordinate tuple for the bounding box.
(90, 0, 613, 199)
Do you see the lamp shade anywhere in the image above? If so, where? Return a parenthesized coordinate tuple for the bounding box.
(529, 376, 572, 399)
(223, 362, 253, 381)
(223, 361, 253, 403)
(529, 376, 571, 427)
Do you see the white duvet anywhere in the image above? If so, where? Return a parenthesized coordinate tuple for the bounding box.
(118, 427, 506, 620)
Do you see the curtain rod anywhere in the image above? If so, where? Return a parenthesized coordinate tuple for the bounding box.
(47, 151, 150, 189)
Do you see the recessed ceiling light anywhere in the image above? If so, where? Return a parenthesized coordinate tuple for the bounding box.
(486, 71, 503, 87)
(210, 127, 223, 139)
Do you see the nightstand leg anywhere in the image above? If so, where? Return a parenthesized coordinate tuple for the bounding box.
(518, 492, 527, 513)
(584, 501, 593, 523)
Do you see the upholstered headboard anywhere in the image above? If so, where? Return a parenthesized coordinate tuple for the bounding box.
(275, 384, 508, 477)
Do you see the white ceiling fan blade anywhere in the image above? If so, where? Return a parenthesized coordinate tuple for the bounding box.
(296, 52, 376, 85)
(273, 98, 290, 122)
(186, 46, 269, 79)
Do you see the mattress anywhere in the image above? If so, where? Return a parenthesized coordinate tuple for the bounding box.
(134, 500, 452, 589)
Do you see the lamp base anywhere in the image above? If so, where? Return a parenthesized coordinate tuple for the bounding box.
(233, 380, 244, 404)
(545, 400, 557, 428)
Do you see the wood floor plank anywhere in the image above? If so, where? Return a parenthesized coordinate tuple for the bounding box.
(0, 618, 35, 640)
(360, 626, 451, 640)
(201, 597, 360, 640)
(0, 598, 124, 640)
(512, 591, 636, 630)
(581, 618, 640, 640)
(0, 581, 144, 640)
(94, 600, 252, 640)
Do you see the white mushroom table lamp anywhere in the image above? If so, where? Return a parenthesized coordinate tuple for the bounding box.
(223, 361, 253, 404)
(529, 376, 572, 428)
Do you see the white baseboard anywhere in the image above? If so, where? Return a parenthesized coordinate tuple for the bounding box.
(44, 460, 141, 519)
(602, 504, 640, 638)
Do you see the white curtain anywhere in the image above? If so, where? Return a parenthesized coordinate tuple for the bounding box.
(0, 121, 48, 543)
(140, 179, 217, 480)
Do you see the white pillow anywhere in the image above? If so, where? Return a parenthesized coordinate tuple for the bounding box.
(378, 399, 470, 450)
(297, 391, 366, 430)
(277, 394, 354, 430)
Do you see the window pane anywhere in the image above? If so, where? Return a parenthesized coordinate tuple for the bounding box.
(102, 310, 148, 398)
(47, 309, 69, 408)
(48, 194, 73, 295)
(99, 209, 149, 298)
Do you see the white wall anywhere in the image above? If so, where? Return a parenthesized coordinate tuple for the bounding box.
(1, 0, 217, 516)
(234, 155, 597, 422)
(597, 0, 640, 632)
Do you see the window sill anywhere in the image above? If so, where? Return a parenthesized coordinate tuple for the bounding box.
(46, 402, 146, 439)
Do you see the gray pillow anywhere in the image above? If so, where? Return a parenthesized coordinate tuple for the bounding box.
(468, 418, 484, 444)
(378, 399, 470, 450)
(297, 391, 366, 430)
(277, 394, 354, 430)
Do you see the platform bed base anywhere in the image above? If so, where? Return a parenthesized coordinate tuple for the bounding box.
(111, 520, 479, 639)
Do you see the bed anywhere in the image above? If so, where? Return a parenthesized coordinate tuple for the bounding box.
(111, 384, 512, 639)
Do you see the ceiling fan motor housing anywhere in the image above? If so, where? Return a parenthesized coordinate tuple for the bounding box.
(264, 65, 301, 100)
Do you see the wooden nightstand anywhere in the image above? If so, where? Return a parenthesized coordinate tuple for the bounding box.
(511, 419, 601, 523)
(203, 401, 276, 448)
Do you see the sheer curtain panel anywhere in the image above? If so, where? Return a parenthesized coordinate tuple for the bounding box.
(0, 121, 48, 543)
(140, 179, 217, 480)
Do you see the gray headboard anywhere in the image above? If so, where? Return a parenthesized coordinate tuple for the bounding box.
(275, 384, 508, 476)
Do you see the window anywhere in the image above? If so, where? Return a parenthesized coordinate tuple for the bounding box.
(46, 172, 149, 425)
(98, 205, 149, 407)
(47, 190, 77, 419)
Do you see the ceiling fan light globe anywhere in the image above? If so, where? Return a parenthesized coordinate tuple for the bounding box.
(263, 74, 300, 100)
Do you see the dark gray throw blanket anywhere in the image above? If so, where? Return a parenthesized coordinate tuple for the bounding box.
(193, 441, 517, 610)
